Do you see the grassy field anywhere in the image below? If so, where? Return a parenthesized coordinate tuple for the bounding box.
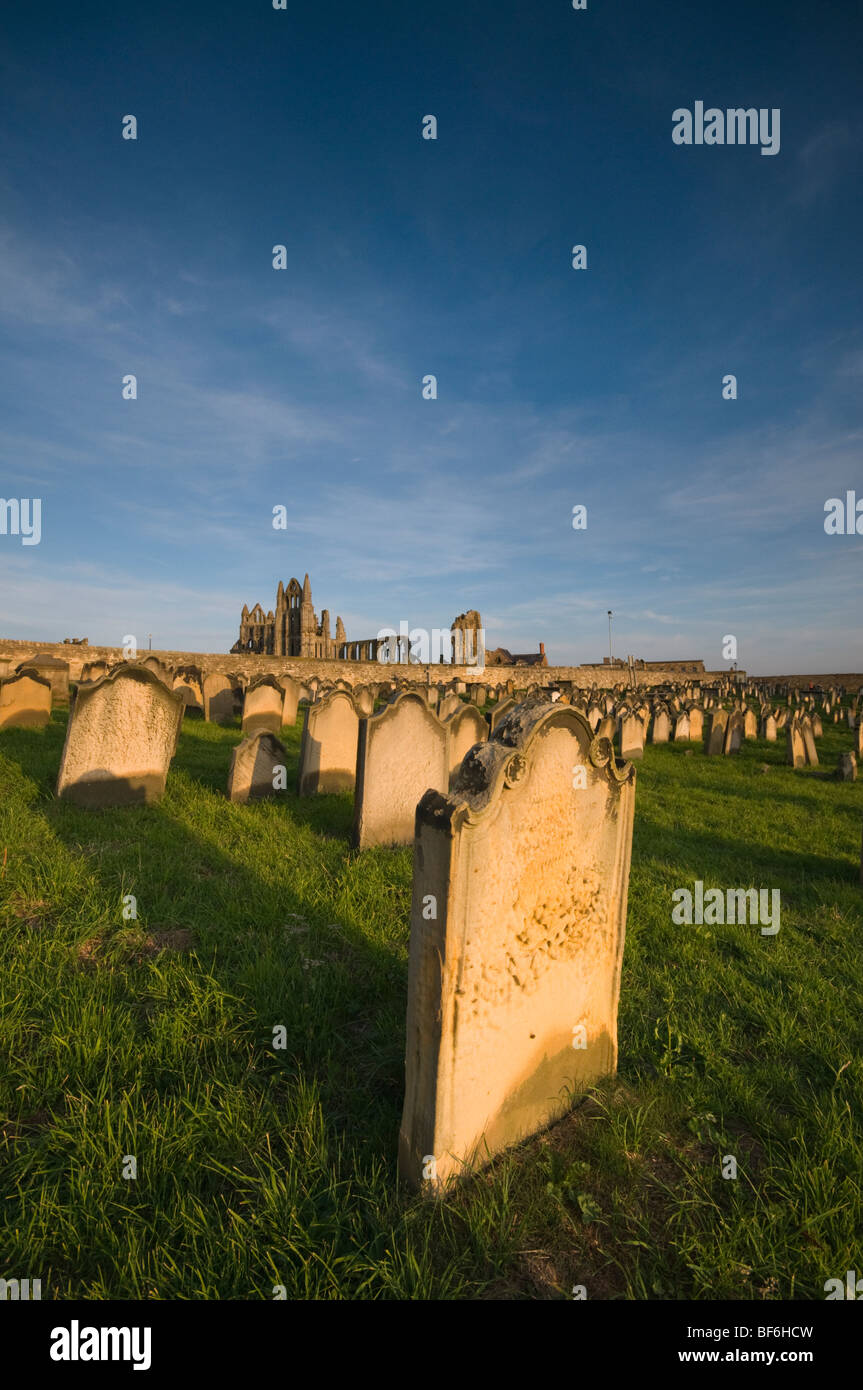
(1, 700, 861, 1300)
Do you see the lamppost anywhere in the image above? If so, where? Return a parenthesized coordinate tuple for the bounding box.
(607, 611, 613, 667)
(148, 633, 152, 651)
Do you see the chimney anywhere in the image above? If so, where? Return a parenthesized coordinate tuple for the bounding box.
(539, 642, 545, 656)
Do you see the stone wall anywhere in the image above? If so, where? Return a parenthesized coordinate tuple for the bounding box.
(0, 639, 756, 690)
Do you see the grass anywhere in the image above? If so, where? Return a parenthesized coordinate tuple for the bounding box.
(0, 699, 861, 1300)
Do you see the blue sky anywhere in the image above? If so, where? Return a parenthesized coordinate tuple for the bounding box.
(0, 0, 860, 673)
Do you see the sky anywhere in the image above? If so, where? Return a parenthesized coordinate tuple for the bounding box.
(0, 0, 861, 674)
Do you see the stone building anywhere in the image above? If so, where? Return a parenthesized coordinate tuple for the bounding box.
(232, 575, 347, 658)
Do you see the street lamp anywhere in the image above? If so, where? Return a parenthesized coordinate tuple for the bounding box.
(147, 633, 152, 651)
(607, 611, 613, 667)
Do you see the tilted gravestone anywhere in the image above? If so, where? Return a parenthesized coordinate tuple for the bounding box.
(760, 713, 777, 741)
(353, 693, 449, 848)
(0, 671, 52, 729)
(443, 703, 488, 785)
(227, 732, 288, 803)
(800, 717, 818, 767)
(203, 672, 236, 724)
(398, 703, 636, 1191)
(786, 718, 806, 768)
(297, 690, 359, 796)
(242, 676, 284, 737)
(56, 665, 184, 807)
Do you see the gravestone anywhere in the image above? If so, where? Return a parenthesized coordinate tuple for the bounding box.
(351, 685, 375, 719)
(760, 714, 777, 741)
(786, 719, 806, 768)
(203, 672, 236, 724)
(724, 711, 744, 754)
(280, 674, 301, 726)
(597, 714, 616, 742)
(489, 696, 516, 733)
(297, 690, 360, 796)
(0, 671, 52, 729)
(16, 655, 69, 703)
(619, 712, 644, 761)
(172, 670, 203, 714)
(398, 703, 636, 1191)
(80, 660, 109, 684)
(444, 703, 488, 784)
(706, 710, 728, 755)
(801, 717, 819, 767)
(227, 733, 288, 803)
(56, 665, 183, 807)
(687, 706, 704, 740)
(836, 752, 857, 782)
(743, 709, 758, 740)
(651, 708, 671, 744)
(673, 710, 691, 741)
(242, 676, 284, 737)
(438, 693, 462, 721)
(353, 693, 449, 848)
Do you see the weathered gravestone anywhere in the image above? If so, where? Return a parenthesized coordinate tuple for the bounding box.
(651, 708, 671, 744)
(297, 690, 360, 796)
(203, 672, 236, 724)
(687, 707, 704, 741)
(0, 671, 52, 729)
(760, 713, 777, 741)
(56, 665, 184, 807)
(836, 752, 857, 782)
(16, 655, 69, 702)
(786, 718, 806, 768)
(723, 711, 744, 755)
(242, 676, 284, 737)
(353, 693, 449, 848)
(398, 703, 636, 1191)
(279, 674, 301, 727)
(352, 684, 375, 718)
(619, 712, 644, 761)
(444, 703, 488, 785)
(489, 696, 516, 733)
(743, 709, 758, 740)
(227, 733, 288, 803)
(438, 692, 462, 721)
(706, 710, 728, 755)
(172, 669, 203, 715)
(673, 710, 691, 741)
(801, 717, 819, 767)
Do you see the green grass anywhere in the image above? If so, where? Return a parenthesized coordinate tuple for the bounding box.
(1, 704, 861, 1300)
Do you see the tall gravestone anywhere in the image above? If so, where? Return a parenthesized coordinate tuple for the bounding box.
(242, 676, 284, 737)
(279, 674, 301, 726)
(398, 703, 636, 1191)
(297, 690, 360, 796)
(203, 672, 236, 724)
(444, 703, 488, 784)
(353, 693, 449, 848)
(56, 665, 184, 807)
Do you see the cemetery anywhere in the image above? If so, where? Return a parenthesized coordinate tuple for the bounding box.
(1, 646, 861, 1299)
